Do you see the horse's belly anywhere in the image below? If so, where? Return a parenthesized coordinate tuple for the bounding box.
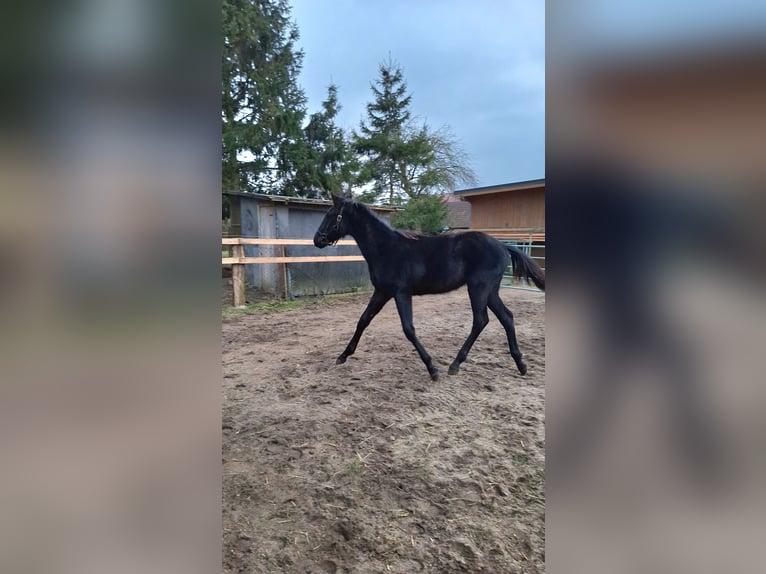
(413, 277, 465, 295)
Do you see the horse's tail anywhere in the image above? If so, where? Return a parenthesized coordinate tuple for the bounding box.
(505, 244, 545, 291)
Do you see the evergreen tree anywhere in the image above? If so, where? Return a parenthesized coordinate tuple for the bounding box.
(222, 0, 307, 193)
(390, 194, 449, 234)
(354, 56, 413, 205)
(285, 84, 356, 198)
(354, 57, 476, 204)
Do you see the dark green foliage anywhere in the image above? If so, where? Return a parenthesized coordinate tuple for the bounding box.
(284, 84, 357, 198)
(222, 0, 307, 193)
(354, 57, 476, 205)
(222, 10, 474, 204)
(354, 56, 413, 205)
(390, 194, 448, 234)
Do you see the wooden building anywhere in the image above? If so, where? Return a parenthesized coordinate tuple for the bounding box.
(453, 178, 545, 273)
(453, 178, 545, 240)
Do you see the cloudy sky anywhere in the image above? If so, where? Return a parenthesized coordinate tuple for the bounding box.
(290, 0, 544, 188)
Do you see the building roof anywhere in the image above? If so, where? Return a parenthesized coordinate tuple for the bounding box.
(222, 191, 401, 212)
(453, 178, 545, 198)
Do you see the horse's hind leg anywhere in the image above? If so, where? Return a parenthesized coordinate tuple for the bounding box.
(448, 281, 491, 375)
(336, 289, 391, 365)
(488, 290, 527, 375)
(394, 292, 440, 381)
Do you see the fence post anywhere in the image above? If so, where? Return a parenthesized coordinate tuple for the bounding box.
(277, 244, 288, 300)
(232, 242, 246, 307)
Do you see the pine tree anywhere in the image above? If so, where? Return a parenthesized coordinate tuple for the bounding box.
(354, 56, 413, 205)
(390, 194, 449, 234)
(285, 84, 356, 198)
(354, 57, 476, 204)
(222, 0, 307, 193)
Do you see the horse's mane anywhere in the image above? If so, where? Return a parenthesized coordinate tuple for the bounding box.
(395, 229, 423, 240)
(350, 199, 425, 241)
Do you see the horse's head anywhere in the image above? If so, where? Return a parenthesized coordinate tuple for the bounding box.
(314, 194, 353, 248)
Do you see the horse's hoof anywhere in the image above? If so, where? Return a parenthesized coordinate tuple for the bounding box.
(430, 369, 440, 382)
(336, 355, 347, 365)
(518, 362, 528, 376)
(448, 364, 459, 375)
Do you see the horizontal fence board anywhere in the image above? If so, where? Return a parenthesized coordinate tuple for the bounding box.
(492, 235, 545, 240)
(222, 237, 357, 246)
(222, 255, 366, 264)
(472, 228, 545, 240)
(472, 228, 545, 233)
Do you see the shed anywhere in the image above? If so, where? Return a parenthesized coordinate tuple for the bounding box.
(223, 192, 400, 297)
(453, 179, 545, 271)
(453, 179, 545, 236)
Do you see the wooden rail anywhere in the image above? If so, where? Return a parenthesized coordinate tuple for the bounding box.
(472, 227, 545, 233)
(222, 238, 357, 246)
(222, 231, 545, 306)
(222, 256, 365, 264)
(222, 237, 365, 306)
(473, 229, 546, 242)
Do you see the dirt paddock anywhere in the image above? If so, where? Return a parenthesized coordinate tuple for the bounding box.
(223, 287, 545, 573)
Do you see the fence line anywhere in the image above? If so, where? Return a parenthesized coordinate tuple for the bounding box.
(223, 238, 357, 246)
(498, 237, 545, 292)
(223, 237, 365, 306)
(223, 233, 545, 306)
(223, 255, 365, 264)
(473, 228, 545, 243)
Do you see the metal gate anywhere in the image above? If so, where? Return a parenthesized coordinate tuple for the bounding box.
(501, 239, 545, 292)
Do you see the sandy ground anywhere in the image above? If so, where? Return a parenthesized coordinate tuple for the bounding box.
(222, 287, 545, 573)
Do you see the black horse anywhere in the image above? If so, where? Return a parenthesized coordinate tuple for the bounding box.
(313, 194, 545, 380)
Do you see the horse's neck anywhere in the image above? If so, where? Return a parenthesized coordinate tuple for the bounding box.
(349, 209, 396, 263)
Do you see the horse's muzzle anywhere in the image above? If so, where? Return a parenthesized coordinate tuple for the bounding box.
(314, 233, 329, 248)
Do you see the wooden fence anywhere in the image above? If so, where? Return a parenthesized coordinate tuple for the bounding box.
(222, 238, 363, 306)
(470, 228, 545, 242)
(222, 230, 545, 306)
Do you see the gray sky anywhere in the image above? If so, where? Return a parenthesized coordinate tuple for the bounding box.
(290, 0, 544, 188)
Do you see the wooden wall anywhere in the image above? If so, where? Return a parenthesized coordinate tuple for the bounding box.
(466, 187, 545, 230)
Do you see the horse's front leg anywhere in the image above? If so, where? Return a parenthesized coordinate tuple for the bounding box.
(336, 289, 391, 365)
(394, 292, 439, 381)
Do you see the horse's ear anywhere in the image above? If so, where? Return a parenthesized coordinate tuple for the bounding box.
(330, 193, 342, 206)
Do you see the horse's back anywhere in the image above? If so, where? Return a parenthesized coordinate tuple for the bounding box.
(453, 231, 509, 271)
(406, 232, 506, 295)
